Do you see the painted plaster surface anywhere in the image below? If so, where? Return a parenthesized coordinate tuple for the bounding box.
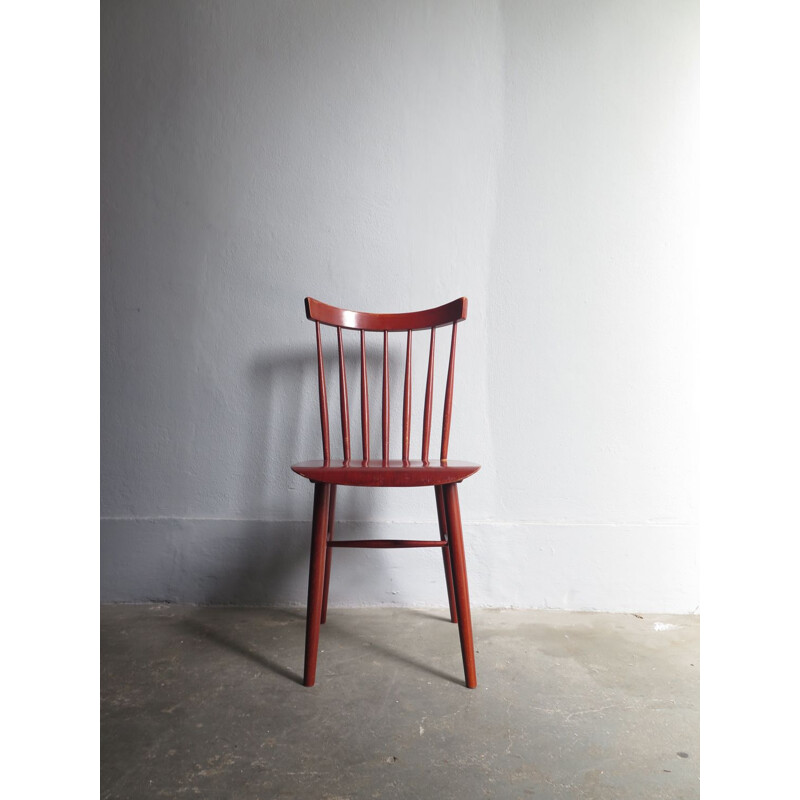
(102, 0, 698, 610)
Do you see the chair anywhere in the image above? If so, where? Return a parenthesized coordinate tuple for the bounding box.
(291, 297, 481, 688)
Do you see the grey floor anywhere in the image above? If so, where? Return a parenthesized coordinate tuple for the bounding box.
(101, 605, 699, 800)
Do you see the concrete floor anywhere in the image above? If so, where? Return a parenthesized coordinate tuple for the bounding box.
(101, 605, 699, 799)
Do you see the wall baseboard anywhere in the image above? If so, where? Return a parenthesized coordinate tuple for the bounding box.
(101, 518, 698, 613)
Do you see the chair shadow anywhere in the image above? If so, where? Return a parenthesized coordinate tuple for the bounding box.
(181, 607, 306, 685)
(223, 338, 408, 608)
(181, 606, 464, 687)
(318, 610, 465, 686)
(243, 340, 394, 532)
(409, 608, 458, 623)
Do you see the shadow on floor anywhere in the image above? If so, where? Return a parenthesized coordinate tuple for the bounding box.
(180, 604, 464, 687)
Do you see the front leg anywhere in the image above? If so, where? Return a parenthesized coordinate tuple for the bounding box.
(303, 482, 331, 687)
(443, 482, 477, 688)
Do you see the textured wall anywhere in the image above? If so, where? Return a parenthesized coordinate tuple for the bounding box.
(102, 0, 698, 611)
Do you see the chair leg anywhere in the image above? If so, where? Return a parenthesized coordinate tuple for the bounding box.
(443, 482, 477, 688)
(435, 485, 458, 623)
(320, 485, 337, 624)
(303, 482, 331, 687)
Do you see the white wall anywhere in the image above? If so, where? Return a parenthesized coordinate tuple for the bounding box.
(102, 0, 698, 612)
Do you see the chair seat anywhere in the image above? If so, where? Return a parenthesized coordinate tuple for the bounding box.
(291, 459, 480, 487)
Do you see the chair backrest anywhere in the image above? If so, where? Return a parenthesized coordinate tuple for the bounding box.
(304, 297, 468, 465)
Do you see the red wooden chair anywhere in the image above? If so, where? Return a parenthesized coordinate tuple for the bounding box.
(291, 297, 480, 688)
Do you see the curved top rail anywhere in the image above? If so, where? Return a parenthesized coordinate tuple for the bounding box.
(305, 297, 467, 332)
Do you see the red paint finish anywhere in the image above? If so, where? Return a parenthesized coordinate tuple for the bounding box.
(303, 482, 330, 687)
(435, 484, 458, 624)
(402, 330, 412, 465)
(421, 327, 436, 464)
(337, 328, 350, 463)
(315, 322, 330, 463)
(382, 331, 390, 465)
(360, 330, 369, 462)
(320, 485, 337, 625)
(306, 296, 467, 332)
(292, 459, 479, 487)
(329, 539, 447, 549)
(441, 322, 458, 460)
(293, 297, 480, 689)
(443, 482, 477, 688)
